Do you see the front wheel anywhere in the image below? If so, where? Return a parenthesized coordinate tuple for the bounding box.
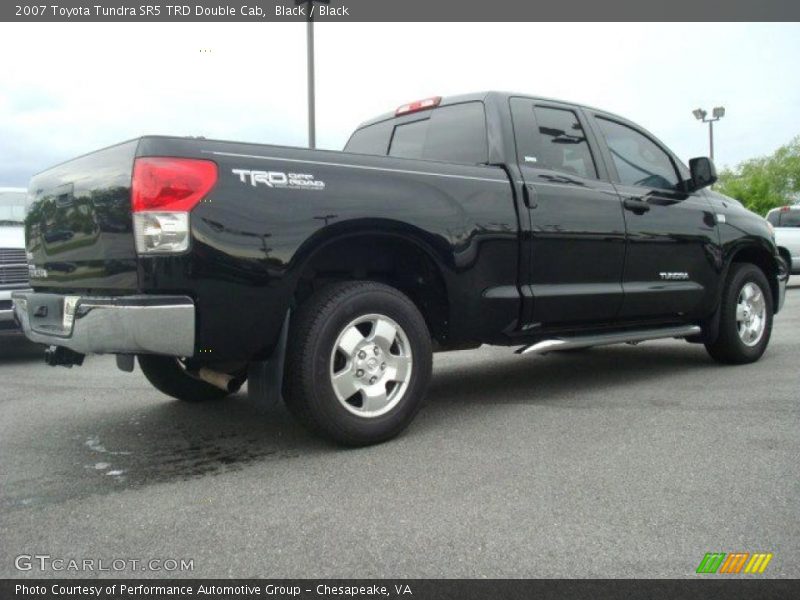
(283, 281, 433, 446)
(705, 263, 773, 365)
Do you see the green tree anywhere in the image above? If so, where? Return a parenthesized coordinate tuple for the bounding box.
(716, 136, 800, 216)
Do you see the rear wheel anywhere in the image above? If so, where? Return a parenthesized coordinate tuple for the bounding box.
(138, 355, 230, 402)
(705, 263, 773, 364)
(284, 281, 432, 446)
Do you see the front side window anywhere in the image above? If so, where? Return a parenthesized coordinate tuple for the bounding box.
(596, 117, 680, 191)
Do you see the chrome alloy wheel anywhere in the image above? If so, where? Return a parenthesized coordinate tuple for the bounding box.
(329, 314, 413, 418)
(736, 282, 767, 347)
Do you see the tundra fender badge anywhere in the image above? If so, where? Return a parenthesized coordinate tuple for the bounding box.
(660, 272, 690, 280)
(232, 168, 325, 191)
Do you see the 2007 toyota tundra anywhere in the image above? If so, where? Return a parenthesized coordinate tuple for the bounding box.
(14, 92, 788, 445)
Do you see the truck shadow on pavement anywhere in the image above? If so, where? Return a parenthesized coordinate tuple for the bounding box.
(0, 338, 45, 362)
(1, 341, 752, 511)
(426, 343, 710, 410)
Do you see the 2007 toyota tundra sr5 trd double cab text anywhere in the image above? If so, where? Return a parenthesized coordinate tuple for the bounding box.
(14, 92, 788, 445)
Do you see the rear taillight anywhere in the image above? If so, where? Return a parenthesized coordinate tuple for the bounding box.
(131, 157, 217, 254)
(395, 96, 441, 116)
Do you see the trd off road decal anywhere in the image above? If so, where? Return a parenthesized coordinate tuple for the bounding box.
(232, 169, 325, 191)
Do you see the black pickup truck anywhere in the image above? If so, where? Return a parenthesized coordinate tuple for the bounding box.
(14, 91, 788, 445)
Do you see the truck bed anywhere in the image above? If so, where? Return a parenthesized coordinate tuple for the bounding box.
(25, 135, 520, 358)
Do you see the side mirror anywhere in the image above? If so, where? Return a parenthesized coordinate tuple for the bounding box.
(689, 157, 717, 191)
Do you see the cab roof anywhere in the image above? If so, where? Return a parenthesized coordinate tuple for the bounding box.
(354, 91, 610, 131)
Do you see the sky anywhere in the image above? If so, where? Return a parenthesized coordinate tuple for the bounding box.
(1, 22, 799, 187)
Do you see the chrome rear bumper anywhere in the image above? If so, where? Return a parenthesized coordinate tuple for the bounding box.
(11, 292, 195, 356)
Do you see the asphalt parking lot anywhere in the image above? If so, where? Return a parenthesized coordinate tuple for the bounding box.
(1, 285, 798, 579)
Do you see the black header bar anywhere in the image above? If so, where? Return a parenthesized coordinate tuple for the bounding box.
(3, 0, 800, 22)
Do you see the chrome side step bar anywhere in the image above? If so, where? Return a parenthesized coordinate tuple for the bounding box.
(517, 325, 702, 355)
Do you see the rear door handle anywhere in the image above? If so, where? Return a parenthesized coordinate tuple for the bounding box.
(522, 184, 537, 209)
(623, 197, 651, 215)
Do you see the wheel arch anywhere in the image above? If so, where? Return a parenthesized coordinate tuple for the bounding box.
(726, 241, 781, 314)
(288, 220, 453, 345)
(697, 241, 780, 346)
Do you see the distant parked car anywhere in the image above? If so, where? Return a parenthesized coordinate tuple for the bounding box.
(0, 188, 30, 336)
(767, 205, 800, 275)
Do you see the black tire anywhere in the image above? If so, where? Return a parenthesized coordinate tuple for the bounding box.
(705, 263, 773, 365)
(284, 281, 433, 446)
(138, 355, 230, 402)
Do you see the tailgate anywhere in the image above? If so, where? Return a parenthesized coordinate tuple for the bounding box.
(26, 139, 139, 292)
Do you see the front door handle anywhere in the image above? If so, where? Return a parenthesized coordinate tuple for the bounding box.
(623, 197, 651, 215)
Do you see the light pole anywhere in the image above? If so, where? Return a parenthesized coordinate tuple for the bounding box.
(296, 0, 329, 149)
(692, 106, 725, 161)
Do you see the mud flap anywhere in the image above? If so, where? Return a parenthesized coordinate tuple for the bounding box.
(687, 306, 721, 345)
(248, 311, 290, 407)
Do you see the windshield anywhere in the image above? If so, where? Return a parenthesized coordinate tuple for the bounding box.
(0, 192, 27, 225)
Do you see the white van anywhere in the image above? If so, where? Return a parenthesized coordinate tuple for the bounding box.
(0, 188, 29, 335)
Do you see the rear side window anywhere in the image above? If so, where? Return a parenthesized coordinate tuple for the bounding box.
(510, 100, 598, 179)
(596, 117, 680, 191)
(531, 106, 597, 179)
(347, 102, 488, 165)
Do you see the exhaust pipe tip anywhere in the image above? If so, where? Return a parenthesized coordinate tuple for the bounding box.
(195, 367, 245, 393)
